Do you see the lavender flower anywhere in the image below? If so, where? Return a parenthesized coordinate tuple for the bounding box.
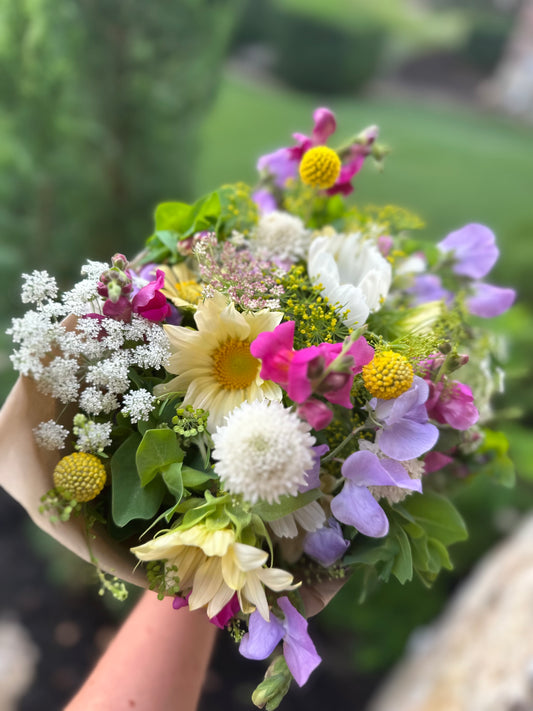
(369, 377, 439, 461)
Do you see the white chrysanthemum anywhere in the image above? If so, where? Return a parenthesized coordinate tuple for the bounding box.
(212, 400, 316, 504)
(308, 232, 392, 328)
(252, 210, 310, 263)
(33, 420, 68, 450)
(121, 389, 156, 423)
(155, 291, 283, 432)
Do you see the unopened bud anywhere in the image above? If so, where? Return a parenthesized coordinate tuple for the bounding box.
(252, 656, 291, 710)
(111, 253, 128, 270)
(317, 371, 351, 395)
(438, 341, 452, 354)
(307, 355, 325, 381)
(107, 280, 123, 303)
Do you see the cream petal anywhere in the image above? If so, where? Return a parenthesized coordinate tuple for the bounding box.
(293, 502, 326, 532)
(237, 590, 256, 615)
(221, 550, 246, 590)
(256, 566, 299, 592)
(242, 574, 270, 621)
(189, 557, 224, 610)
(269, 515, 298, 539)
(173, 547, 206, 589)
(246, 310, 284, 340)
(130, 530, 185, 560)
(206, 582, 235, 618)
(233, 542, 268, 572)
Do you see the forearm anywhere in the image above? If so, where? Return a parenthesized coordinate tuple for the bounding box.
(65, 591, 217, 711)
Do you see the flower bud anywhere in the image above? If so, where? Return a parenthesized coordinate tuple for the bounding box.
(317, 370, 351, 395)
(251, 656, 291, 710)
(111, 253, 128, 270)
(107, 280, 123, 303)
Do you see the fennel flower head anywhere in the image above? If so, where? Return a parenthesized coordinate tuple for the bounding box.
(308, 231, 392, 328)
(155, 291, 283, 432)
(212, 400, 316, 504)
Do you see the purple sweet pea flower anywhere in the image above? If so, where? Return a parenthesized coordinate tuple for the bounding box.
(330, 450, 422, 538)
(131, 269, 171, 322)
(407, 274, 453, 306)
(299, 444, 329, 493)
(303, 518, 349, 567)
(239, 596, 321, 687)
(438, 223, 500, 280)
(370, 377, 439, 461)
(466, 282, 516, 318)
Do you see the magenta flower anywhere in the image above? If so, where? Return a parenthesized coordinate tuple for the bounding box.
(131, 269, 171, 322)
(209, 594, 241, 629)
(250, 321, 374, 430)
(426, 379, 479, 431)
(330, 450, 422, 538)
(102, 295, 132, 322)
(239, 596, 321, 687)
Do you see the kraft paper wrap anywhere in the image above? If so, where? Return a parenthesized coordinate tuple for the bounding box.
(0, 374, 146, 588)
(0, 370, 346, 614)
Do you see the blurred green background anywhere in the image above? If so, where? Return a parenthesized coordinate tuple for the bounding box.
(1, 0, 532, 708)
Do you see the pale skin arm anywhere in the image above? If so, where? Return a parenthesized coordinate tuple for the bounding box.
(64, 591, 217, 711)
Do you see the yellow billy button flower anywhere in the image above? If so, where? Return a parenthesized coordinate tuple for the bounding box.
(53, 452, 106, 502)
(299, 146, 341, 189)
(362, 350, 414, 400)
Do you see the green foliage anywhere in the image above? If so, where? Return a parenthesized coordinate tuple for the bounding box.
(251, 489, 321, 522)
(270, 9, 386, 95)
(136, 428, 184, 487)
(346, 492, 467, 588)
(252, 655, 292, 710)
(111, 433, 166, 526)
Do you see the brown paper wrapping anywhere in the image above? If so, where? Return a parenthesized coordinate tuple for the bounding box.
(0, 374, 146, 588)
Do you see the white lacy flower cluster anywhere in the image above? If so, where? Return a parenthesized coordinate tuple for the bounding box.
(9, 263, 171, 452)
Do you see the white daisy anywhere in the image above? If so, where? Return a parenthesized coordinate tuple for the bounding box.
(308, 232, 392, 328)
(212, 400, 316, 505)
(155, 291, 283, 432)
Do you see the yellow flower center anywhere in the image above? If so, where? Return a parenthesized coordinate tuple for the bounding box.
(212, 339, 260, 391)
(53, 452, 107, 502)
(362, 350, 414, 400)
(173, 279, 203, 305)
(299, 146, 341, 189)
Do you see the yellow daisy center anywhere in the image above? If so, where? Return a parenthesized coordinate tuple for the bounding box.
(212, 339, 260, 391)
(173, 279, 203, 305)
(362, 350, 414, 400)
(299, 146, 341, 189)
(53, 452, 107, 502)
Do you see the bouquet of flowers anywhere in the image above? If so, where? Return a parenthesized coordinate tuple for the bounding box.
(0, 108, 516, 708)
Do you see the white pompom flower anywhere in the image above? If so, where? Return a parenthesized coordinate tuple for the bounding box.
(212, 400, 316, 505)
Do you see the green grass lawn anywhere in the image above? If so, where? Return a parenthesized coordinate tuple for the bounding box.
(196, 72, 533, 288)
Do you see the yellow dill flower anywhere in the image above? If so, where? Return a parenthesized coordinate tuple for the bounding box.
(53, 452, 106, 502)
(299, 146, 341, 189)
(362, 351, 414, 400)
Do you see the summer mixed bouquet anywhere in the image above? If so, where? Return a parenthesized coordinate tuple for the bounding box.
(0, 108, 516, 708)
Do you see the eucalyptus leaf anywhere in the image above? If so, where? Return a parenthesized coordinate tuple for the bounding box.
(162, 461, 184, 500)
(181, 465, 216, 488)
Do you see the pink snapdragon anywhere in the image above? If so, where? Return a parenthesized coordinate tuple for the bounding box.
(426, 379, 479, 431)
(250, 321, 374, 430)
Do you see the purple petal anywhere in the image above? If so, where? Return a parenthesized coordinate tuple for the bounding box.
(342, 450, 401, 487)
(331, 481, 389, 537)
(252, 189, 278, 215)
(467, 282, 516, 318)
(407, 274, 452, 306)
(239, 609, 284, 660)
(377, 418, 439, 461)
(277, 597, 322, 687)
(303, 518, 349, 567)
(438, 224, 499, 279)
(373, 377, 429, 426)
(257, 147, 298, 187)
(311, 107, 336, 145)
(299, 444, 329, 493)
(381, 458, 422, 493)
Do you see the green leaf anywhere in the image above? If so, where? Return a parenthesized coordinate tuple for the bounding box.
(162, 461, 184, 501)
(136, 429, 184, 487)
(401, 492, 468, 546)
(251, 489, 321, 522)
(154, 201, 192, 233)
(111, 434, 166, 527)
(181, 465, 217, 488)
(391, 525, 413, 584)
